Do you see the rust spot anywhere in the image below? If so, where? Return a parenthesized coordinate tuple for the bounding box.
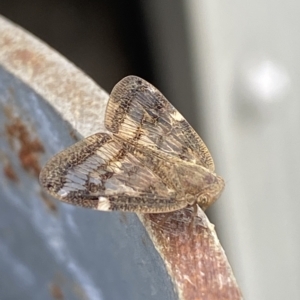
(50, 273, 88, 300)
(2, 35, 13, 47)
(49, 282, 64, 300)
(40, 190, 58, 213)
(5, 116, 44, 178)
(9, 49, 44, 77)
(3, 162, 18, 182)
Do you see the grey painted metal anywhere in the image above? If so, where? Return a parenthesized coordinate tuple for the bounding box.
(0, 16, 176, 300)
(185, 1, 300, 300)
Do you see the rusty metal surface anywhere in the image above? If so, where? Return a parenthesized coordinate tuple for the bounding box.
(0, 16, 176, 300)
(143, 208, 242, 300)
(0, 16, 108, 138)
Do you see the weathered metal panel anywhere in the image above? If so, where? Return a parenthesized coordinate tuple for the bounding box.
(0, 16, 176, 300)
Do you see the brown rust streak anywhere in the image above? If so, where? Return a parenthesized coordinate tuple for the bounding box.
(3, 104, 59, 211)
(0, 149, 18, 182)
(49, 272, 90, 300)
(8, 49, 44, 78)
(142, 209, 243, 300)
(5, 115, 44, 178)
(3, 161, 18, 182)
(49, 282, 64, 300)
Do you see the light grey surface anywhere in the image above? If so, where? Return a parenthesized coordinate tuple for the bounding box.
(0, 57, 176, 300)
(184, 1, 300, 299)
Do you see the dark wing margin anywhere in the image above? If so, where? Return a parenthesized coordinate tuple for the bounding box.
(105, 76, 215, 171)
(39, 133, 187, 213)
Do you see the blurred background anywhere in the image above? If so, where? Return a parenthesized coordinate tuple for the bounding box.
(0, 0, 299, 299)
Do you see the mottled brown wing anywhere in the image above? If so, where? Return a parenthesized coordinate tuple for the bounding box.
(39, 133, 187, 213)
(105, 76, 215, 171)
